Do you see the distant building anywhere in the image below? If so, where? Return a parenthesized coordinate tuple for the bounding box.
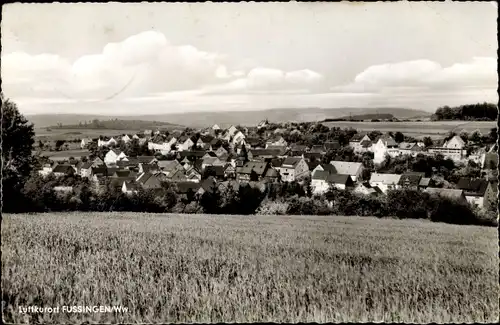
(279, 157, 309, 182)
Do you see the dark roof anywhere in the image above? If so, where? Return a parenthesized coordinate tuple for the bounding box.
(200, 177, 217, 193)
(324, 141, 341, 150)
(249, 149, 282, 157)
(304, 152, 323, 160)
(237, 161, 268, 176)
(398, 173, 423, 186)
(308, 160, 321, 171)
(264, 167, 279, 178)
(113, 170, 137, 178)
(360, 140, 372, 147)
(204, 151, 218, 157)
(456, 178, 490, 196)
(136, 156, 156, 164)
(176, 182, 201, 194)
(270, 158, 285, 168)
(310, 145, 326, 153)
(81, 162, 93, 169)
(52, 164, 74, 174)
(312, 170, 351, 185)
(178, 151, 206, 158)
(205, 165, 225, 177)
(282, 157, 304, 168)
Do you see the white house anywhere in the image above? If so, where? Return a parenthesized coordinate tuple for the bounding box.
(80, 138, 93, 149)
(122, 181, 139, 195)
(311, 171, 354, 195)
(354, 183, 383, 196)
(349, 134, 373, 153)
(104, 149, 127, 166)
(122, 134, 132, 143)
(373, 135, 399, 164)
(227, 125, 238, 137)
(369, 173, 402, 194)
(427, 135, 467, 161)
(279, 157, 309, 182)
(231, 131, 246, 146)
(179, 138, 195, 152)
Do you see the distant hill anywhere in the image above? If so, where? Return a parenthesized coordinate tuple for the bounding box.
(324, 113, 396, 122)
(26, 107, 430, 129)
(27, 115, 184, 130)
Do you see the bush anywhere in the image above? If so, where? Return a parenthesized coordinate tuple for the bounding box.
(287, 196, 331, 215)
(256, 200, 289, 215)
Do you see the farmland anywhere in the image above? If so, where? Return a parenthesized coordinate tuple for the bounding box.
(34, 128, 143, 141)
(2, 213, 498, 323)
(321, 121, 497, 139)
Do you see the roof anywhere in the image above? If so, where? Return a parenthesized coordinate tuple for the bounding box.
(446, 135, 466, 147)
(123, 181, 140, 191)
(168, 169, 188, 181)
(281, 157, 304, 168)
(178, 151, 206, 158)
(370, 173, 401, 185)
(52, 165, 74, 174)
(113, 170, 137, 178)
(176, 182, 201, 194)
(202, 157, 221, 165)
(399, 142, 418, 150)
(379, 135, 398, 147)
(456, 178, 490, 196)
(264, 167, 279, 178)
(398, 173, 423, 186)
(205, 165, 225, 177)
(81, 162, 93, 169)
(419, 177, 432, 187)
(359, 140, 372, 148)
(200, 177, 217, 192)
(136, 156, 156, 164)
(237, 161, 268, 176)
(425, 188, 465, 200)
(329, 161, 362, 176)
(310, 145, 326, 153)
(249, 149, 282, 157)
(350, 134, 368, 142)
(270, 158, 284, 168)
(313, 170, 351, 185)
(157, 160, 181, 171)
(324, 141, 341, 150)
(308, 160, 321, 171)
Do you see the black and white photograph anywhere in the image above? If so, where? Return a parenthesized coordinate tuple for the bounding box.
(1, 1, 498, 323)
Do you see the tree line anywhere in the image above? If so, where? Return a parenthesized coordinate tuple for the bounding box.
(431, 102, 498, 121)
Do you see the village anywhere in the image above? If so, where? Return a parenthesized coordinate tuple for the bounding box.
(35, 119, 499, 212)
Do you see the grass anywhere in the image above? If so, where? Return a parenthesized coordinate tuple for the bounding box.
(322, 121, 497, 139)
(2, 213, 498, 323)
(34, 128, 143, 141)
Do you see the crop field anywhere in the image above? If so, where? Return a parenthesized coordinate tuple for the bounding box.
(2, 213, 498, 323)
(34, 149, 91, 161)
(322, 121, 497, 139)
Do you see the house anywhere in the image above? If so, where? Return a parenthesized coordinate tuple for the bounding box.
(257, 119, 269, 128)
(425, 188, 468, 205)
(279, 157, 309, 182)
(104, 149, 127, 166)
(138, 163, 159, 174)
(204, 165, 226, 180)
(263, 167, 280, 182)
(224, 164, 236, 179)
(398, 172, 425, 190)
(90, 166, 119, 179)
(166, 169, 188, 182)
(245, 137, 263, 149)
(310, 145, 326, 154)
(157, 160, 183, 176)
(136, 172, 162, 189)
(201, 157, 224, 170)
(79, 162, 94, 178)
(481, 144, 498, 170)
(52, 164, 75, 177)
(456, 177, 496, 208)
(136, 156, 157, 165)
(266, 136, 287, 148)
(212, 124, 221, 131)
(248, 149, 283, 160)
(236, 161, 269, 181)
(179, 137, 195, 151)
(419, 177, 433, 190)
(185, 166, 202, 183)
(98, 137, 118, 147)
(354, 183, 383, 196)
(329, 161, 364, 182)
(231, 131, 246, 146)
(92, 157, 105, 167)
(80, 138, 93, 149)
(177, 151, 206, 162)
(38, 163, 54, 177)
(373, 134, 398, 164)
(311, 171, 354, 195)
(112, 169, 137, 178)
(324, 141, 341, 151)
(349, 134, 373, 153)
(227, 125, 238, 137)
(428, 135, 467, 161)
(398, 142, 424, 157)
(369, 173, 402, 194)
(215, 146, 228, 157)
(122, 134, 132, 143)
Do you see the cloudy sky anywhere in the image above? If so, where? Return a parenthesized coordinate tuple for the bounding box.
(1, 2, 498, 115)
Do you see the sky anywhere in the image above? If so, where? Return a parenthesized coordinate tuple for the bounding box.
(1, 2, 498, 115)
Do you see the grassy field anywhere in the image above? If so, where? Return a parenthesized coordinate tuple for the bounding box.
(2, 213, 498, 323)
(33, 149, 91, 161)
(322, 121, 497, 139)
(34, 128, 143, 141)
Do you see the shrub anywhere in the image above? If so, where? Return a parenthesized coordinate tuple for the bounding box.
(256, 200, 289, 215)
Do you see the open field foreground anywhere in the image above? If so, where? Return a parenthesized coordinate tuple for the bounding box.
(321, 121, 497, 139)
(2, 213, 498, 323)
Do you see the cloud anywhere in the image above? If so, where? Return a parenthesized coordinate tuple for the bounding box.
(332, 57, 497, 94)
(2, 30, 326, 102)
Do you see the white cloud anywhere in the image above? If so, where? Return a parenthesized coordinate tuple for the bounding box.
(337, 57, 497, 93)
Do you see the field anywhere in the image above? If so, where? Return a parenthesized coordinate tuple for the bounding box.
(34, 128, 144, 141)
(35, 149, 91, 161)
(2, 213, 498, 323)
(321, 121, 497, 139)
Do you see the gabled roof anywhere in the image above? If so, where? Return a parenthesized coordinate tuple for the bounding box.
(360, 139, 372, 148)
(178, 151, 206, 158)
(136, 156, 156, 164)
(425, 188, 465, 200)
(264, 167, 279, 178)
(204, 152, 218, 158)
(157, 160, 181, 171)
(310, 145, 326, 153)
(378, 134, 398, 147)
(168, 169, 187, 181)
(312, 170, 352, 185)
(308, 160, 321, 171)
(249, 149, 282, 157)
(270, 158, 285, 168)
(237, 161, 268, 176)
(398, 172, 423, 186)
(113, 170, 137, 178)
(281, 157, 305, 168)
(369, 173, 402, 185)
(329, 161, 362, 176)
(419, 177, 432, 187)
(456, 177, 490, 196)
(399, 142, 418, 150)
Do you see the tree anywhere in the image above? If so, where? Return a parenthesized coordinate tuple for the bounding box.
(423, 137, 433, 148)
(55, 140, 65, 151)
(394, 132, 405, 143)
(250, 169, 259, 182)
(2, 98, 36, 212)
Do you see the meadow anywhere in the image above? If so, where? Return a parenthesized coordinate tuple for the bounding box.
(322, 121, 497, 139)
(34, 128, 143, 141)
(2, 213, 498, 323)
